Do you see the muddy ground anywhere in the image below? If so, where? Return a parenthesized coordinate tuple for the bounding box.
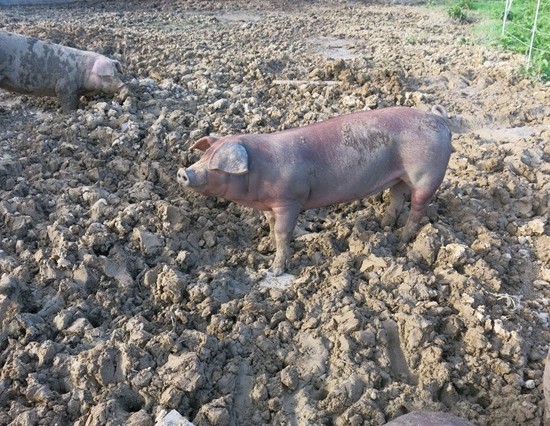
(1, 1, 549, 425)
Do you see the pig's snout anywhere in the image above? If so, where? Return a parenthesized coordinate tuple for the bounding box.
(178, 167, 205, 187)
(177, 168, 191, 186)
(178, 165, 209, 187)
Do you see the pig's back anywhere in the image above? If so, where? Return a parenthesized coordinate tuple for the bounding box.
(0, 31, 88, 95)
(240, 107, 450, 209)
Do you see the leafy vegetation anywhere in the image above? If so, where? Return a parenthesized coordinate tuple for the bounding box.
(445, 0, 550, 80)
(448, 3, 469, 21)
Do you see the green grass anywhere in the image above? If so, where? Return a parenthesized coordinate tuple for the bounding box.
(445, 0, 550, 80)
(448, 3, 469, 21)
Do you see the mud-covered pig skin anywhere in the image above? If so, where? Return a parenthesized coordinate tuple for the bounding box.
(0, 31, 124, 111)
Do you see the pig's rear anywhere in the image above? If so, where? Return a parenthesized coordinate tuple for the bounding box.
(271, 105, 451, 244)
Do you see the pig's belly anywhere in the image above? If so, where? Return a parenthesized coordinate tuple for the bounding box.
(232, 199, 274, 211)
(303, 176, 402, 210)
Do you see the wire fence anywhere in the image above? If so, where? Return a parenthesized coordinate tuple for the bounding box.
(501, 0, 549, 70)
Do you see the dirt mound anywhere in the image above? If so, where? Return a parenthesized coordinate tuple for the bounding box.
(0, 1, 549, 425)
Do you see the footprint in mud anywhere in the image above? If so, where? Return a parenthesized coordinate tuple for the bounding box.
(258, 271, 296, 289)
(385, 411, 475, 426)
(382, 319, 418, 385)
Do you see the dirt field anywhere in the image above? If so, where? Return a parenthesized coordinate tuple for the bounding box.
(1, 1, 549, 425)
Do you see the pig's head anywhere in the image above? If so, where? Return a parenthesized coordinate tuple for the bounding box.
(85, 57, 125, 93)
(177, 136, 249, 197)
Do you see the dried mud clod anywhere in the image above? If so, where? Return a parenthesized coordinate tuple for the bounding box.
(1, 1, 550, 425)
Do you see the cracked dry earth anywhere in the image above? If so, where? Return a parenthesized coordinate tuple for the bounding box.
(0, 0, 549, 425)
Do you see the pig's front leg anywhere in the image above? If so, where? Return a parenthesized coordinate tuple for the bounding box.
(55, 79, 79, 111)
(263, 211, 276, 250)
(269, 204, 301, 276)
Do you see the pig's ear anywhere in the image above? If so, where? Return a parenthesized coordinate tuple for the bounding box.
(191, 136, 218, 152)
(209, 142, 248, 175)
(92, 59, 111, 77)
(112, 60, 123, 74)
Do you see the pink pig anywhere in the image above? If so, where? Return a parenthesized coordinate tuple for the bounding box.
(178, 105, 452, 275)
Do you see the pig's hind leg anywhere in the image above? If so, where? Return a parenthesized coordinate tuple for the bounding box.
(401, 161, 449, 243)
(269, 204, 301, 276)
(400, 185, 436, 243)
(381, 181, 410, 228)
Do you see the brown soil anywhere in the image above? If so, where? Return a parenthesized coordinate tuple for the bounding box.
(1, 1, 549, 425)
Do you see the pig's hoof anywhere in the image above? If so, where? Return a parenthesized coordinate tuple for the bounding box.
(269, 266, 285, 277)
(269, 260, 286, 276)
